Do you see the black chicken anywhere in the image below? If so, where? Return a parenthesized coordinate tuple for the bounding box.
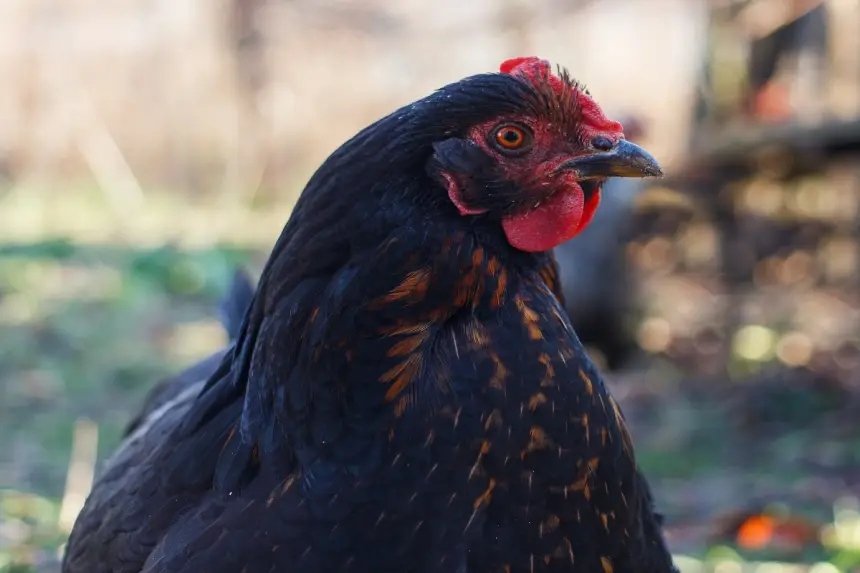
(63, 57, 676, 573)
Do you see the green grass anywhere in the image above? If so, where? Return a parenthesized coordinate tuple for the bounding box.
(0, 242, 256, 572)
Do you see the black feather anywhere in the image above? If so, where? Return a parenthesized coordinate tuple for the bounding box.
(63, 68, 677, 573)
(219, 268, 255, 340)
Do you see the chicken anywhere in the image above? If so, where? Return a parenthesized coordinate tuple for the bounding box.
(62, 57, 676, 573)
(123, 269, 256, 437)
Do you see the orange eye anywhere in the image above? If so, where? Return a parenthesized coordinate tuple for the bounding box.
(494, 125, 527, 150)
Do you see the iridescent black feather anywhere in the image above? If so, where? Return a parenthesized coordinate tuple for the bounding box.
(62, 68, 677, 573)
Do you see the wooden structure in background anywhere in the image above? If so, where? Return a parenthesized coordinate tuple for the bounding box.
(624, 0, 860, 384)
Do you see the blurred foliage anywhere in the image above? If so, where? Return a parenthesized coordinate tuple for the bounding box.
(0, 240, 252, 489)
(0, 241, 253, 572)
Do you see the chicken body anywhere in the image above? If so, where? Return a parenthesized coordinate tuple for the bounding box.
(63, 58, 677, 573)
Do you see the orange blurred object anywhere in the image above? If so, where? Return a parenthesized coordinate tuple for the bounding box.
(735, 512, 821, 551)
(736, 515, 776, 549)
(752, 81, 793, 121)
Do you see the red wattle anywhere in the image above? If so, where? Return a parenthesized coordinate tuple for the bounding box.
(501, 190, 579, 252)
(501, 188, 601, 252)
(577, 191, 602, 234)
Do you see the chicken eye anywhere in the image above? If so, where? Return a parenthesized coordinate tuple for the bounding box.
(492, 124, 530, 152)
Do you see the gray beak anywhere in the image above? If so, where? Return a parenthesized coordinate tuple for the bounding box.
(555, 139, 663, 180)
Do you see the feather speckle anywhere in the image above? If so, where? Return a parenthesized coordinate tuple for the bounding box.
(63, 59, 675, 573)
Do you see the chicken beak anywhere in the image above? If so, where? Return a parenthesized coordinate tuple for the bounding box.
(555, 139, 663, 180)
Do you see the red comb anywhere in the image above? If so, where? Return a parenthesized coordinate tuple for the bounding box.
(499, 56, 623, 137)
(499, 57, 548, 75)
(500, 57, 560, 92)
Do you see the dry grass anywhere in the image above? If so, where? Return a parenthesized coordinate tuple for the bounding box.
(0, 0, 708, 212)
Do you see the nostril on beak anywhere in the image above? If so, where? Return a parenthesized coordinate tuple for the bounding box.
(591, 136, 614, 151)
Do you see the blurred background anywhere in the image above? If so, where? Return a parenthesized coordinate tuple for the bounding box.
(1, 0, 859, 571)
